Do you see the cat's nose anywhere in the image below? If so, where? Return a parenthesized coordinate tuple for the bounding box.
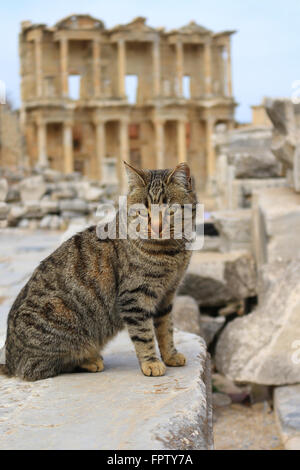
(150, 214, 163, 238)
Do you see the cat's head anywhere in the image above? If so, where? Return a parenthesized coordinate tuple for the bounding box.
(124, 161, 197, 240)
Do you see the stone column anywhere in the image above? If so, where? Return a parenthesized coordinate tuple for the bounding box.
(177, 119, 187, 163)
(152, 39, 161, 97)
(60, 38, 69, 97)
(119, 119, 129, 193)
(118, 39, 126, 98)
(176, 41, 183, 97)
(35, 38, 43, 98)
(204, 41, 212, 96)
(95, 120, 105, 181)
(226, 39, 232, 97)
(37, 121, 47, 166)
(154, 120, 165, 168)
(63, 121, 73, 173)
(205, 118, 216, 178)
(93, 39, 101, 98)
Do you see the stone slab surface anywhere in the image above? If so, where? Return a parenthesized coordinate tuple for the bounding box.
(0, 330, 212, 450)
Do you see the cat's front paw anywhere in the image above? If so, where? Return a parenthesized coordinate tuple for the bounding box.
(141, 360, 166, 377)
(164, 352, 186, 367)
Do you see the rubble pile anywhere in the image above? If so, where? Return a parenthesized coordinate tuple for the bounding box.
(0, 168, 117, 230)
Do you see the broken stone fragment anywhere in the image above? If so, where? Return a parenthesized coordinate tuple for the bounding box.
(200, 315, 225, 346)
(59, 198, 88, 214)
(215, 259, 300, 385)
(211, 209, 252, 252)
(0, 202, 9, 220)
(172, 296, 201, 336)
(19, 176, 46, 203)
(252, 186, 300, 265)
(179, 251, 257, 307)
(274, 384, 300, 450)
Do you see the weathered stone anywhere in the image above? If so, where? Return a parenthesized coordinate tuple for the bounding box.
(18, 218, 30, 229)
(5, 187, 21, 203)
(40, 198, 59, 214)
(179, 251, 257, 307)
(23, 202, 44, 219)
(39, 215, 63, 230)
(215, 259, 300, 385)
(266, 98, 300, 193)
(172, 296, 201, 336)
(43, 168, 63, 183)
(50, 184, 77, 200)
(75, 182, 105, 202)
(252, 186, 300, 265)
(0, 331, 213, 450)
(231, 177, 287, 209)
(0, 179, 8, 202)
(274, 385, 300, 450)
(59, 199, 88, 214)
(0, 202, 9, 220)
(19, 176, 46, 202)
(213, 392, 232, 408)
(203, 236, 221, 252)
(212, 373, 250, 403)
(228, 151, 281, 179)
(211, 209, 252, 252)
(7, 205, 26, 227)
(200, 315, 225, 346)
(256, 260, 288, 305)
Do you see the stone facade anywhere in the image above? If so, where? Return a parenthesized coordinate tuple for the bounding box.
(20, 15, 236, 193)
(0, 105, 23, 169)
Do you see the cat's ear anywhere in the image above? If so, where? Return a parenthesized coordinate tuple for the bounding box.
(123, 161, 147, 186)
(167, 162, 192, 189)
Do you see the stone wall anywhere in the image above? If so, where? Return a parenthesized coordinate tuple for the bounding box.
(0, 105, 23, 169)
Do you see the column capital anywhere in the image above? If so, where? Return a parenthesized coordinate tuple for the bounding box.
(154, 118, 165, 125)
(94, 117, 107, 126)
(177, 116, 188, 123)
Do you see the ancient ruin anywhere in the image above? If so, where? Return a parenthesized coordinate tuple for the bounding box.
(19, 14, 235, 192)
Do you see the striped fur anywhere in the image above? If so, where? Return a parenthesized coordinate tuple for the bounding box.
(3, 163, 196, 381)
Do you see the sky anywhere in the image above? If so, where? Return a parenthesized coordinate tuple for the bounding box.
(0, 0, 299, 122)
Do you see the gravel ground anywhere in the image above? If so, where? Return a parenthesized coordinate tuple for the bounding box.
(213, 402, 283, 450)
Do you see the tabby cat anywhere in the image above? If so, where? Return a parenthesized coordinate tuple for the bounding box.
(1, 162, 196, 381)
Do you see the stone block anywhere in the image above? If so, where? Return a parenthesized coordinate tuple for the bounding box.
(252, 187, 300, 265)
(274, 385, 300, 450)
(215, 259, 300, 385)
(0, 331, 213, 450)
(179, 251, 256, 307)
(211, 209, 252, 252)
(19, 176, 46, 202)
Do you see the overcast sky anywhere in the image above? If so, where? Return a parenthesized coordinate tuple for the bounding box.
(0, 0, 299, 122)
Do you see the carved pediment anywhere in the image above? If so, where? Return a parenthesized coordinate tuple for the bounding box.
(110, 17, 157, 34)
(170, 21, 211, 36)
(55, 14, 105, 31)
